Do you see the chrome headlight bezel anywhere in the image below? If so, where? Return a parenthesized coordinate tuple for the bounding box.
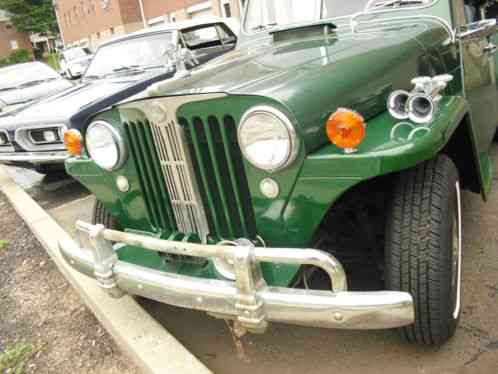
(238, 106, 299, 173)
(86, 120, 127, 171)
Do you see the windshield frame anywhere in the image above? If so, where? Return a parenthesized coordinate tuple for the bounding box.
(242, 0, 440, 36)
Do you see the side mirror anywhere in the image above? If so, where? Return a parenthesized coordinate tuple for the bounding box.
(457, 18, 497, 39)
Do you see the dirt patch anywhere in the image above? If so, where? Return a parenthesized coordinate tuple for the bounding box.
(0, 193, 139, 374)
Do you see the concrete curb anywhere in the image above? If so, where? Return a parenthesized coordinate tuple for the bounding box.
(0, 166, 213, 374)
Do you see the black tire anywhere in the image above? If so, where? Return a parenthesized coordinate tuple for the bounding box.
(34, 164, 65, 175)
(385, 154, 461, 346)
(92, 198, 120, 230)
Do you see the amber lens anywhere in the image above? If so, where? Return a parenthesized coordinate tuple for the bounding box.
(326, 109, 366, 150)
(63, 129, 82, 156)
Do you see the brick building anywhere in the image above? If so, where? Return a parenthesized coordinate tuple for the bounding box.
(54, 0, 245, 51)
(0, 11, 33, 60)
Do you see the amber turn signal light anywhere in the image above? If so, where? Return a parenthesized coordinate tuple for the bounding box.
(326, 108, 366, 152)
(64, 129, 83, 156)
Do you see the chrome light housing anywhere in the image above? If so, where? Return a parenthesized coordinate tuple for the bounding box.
(86, 121, 126, 171)
(387, 75, 453, 125)
(387, 90, 410, 120)
(0, 131, 9, 146)
(238, 106, 298, 172)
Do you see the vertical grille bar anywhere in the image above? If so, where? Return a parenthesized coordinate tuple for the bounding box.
(182, 115, 257, 240)
(218, 117, 250, 238)
(124, 121, 176, 232)
(203, 117, 235, 238)
(184, 118, 224, 235)
(133, 124, 171, 229)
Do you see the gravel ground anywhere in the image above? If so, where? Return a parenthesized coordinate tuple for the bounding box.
(0, 193, 137, 374)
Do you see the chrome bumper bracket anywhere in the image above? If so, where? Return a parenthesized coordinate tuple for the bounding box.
(59, 221, 415, 332)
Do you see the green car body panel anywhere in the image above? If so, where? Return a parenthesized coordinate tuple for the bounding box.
(66, 0, 498, 287)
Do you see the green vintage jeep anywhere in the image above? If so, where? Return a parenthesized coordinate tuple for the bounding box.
(60, 0, 498, 346)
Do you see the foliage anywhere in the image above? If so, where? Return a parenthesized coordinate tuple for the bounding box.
(0, 49, 32, 67)
(43, 52, 60, 71)
(0, 239, 8, 251)
(0, 0, 59, 35)
(0, 343, 33, 374)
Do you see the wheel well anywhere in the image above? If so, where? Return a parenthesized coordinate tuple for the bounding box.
(441, 115, 481, 194)
(311, 116, 481, 288)
(312, 174, 394, 290)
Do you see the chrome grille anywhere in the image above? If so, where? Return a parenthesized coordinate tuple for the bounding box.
(149, 119, 210, 241)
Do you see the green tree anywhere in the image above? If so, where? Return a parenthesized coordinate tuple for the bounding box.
(0, 0, 59, 35)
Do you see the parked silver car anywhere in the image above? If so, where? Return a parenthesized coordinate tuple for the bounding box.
(59, 47, 94, 79)
(0, 62, 73, 114)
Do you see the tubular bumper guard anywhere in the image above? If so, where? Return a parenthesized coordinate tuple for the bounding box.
(0, 151, 68, 165)
(58, 221, 415, 332)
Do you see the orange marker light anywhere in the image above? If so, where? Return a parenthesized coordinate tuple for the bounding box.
(63, 129, 83, 156)
(326, 108, 366, 152)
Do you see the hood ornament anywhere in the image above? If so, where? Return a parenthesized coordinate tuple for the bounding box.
(163, 42, 199, 79)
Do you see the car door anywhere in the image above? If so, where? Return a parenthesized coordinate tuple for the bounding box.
(457, 1, 498, 152)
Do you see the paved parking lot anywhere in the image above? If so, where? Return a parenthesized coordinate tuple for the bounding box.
(4, 147, 498, 374)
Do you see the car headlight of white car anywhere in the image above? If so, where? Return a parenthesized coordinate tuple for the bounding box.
(238, 106, 299, 172)
(86, 121, 127, 171)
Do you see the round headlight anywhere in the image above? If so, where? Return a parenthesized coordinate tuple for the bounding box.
(238, 106, 298, 172)
(86, 121, 126, 171)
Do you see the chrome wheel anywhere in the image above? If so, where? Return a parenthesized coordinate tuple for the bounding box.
(451, 181, 462, 319)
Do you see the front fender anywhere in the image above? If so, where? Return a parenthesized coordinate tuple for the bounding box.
(282, 96, 472, 254)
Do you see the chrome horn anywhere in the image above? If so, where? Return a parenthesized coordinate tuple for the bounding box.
(387, 74, 453, 124)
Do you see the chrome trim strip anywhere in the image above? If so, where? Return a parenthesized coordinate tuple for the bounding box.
(0, 151, 68, 165)
(59, 221, 415, 331)
(238, 105, 300, 173)
(86, 121, 127, 171)
(15, 124, 67, 151)
(0, 129, 14, 153)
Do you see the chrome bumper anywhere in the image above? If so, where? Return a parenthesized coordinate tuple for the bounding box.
(58, 221, 415, 332)
(0, 151, 68, 165)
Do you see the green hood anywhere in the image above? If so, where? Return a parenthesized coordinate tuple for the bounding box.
(148, 18, 455, 151)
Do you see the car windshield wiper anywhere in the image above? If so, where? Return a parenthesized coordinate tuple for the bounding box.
(18, 77, 58, 88)
(0, 86, 16, 92)
(251, 22, 277, 32)
(112, 65, 145, 74)
(369, 0, 426, 10)
(83, 74, 103, 80)
(143, 65, 166, 70)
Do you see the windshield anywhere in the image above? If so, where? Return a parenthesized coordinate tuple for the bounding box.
(84, 33, 173, 78)
(0, 63, 59, 91)
(63, 48, 90, 61)
(245, 0, 430, 32)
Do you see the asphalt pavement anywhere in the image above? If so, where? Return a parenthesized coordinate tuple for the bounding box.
(4, 146, 498, 374)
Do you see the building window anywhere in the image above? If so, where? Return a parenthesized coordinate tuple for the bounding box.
(5, 24, 12, 30)
(9, 40, 19, 50)
(223, 3, 231, 17)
